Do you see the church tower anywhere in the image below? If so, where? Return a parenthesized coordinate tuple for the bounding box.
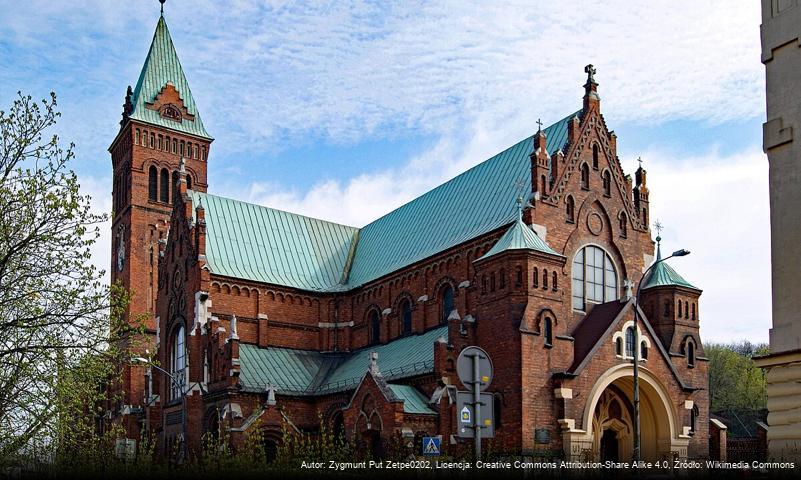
(107, 12, 212, 438)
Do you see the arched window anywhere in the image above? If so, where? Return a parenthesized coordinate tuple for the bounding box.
(150, 133, 155, 148)
(160, 168, 169, 203)
(171, 324, 186, 400)
(158, 134, 163, 150)
(441, 285, 455, 324)
(664, 300, 671, 317)
(172, 170, 180, 202)
(369, 310, 380, 345)
(616, 337, 623, 356)
(641, 340, 648, 360)
(180, 140, 185, 156)
(533, 267, 539, 288)
(148, 166, 158, 201)
(499, 268, 506, 289)
(580, 163, 590, 189)
(515, 266, 523, 287)
(625, 327, 635, 357)
(552, 271, 558, 291)
(566, 196, 575, 223)
(685, 301, 689, 319)
(543, 269, 548, 289)
(202, 146, 207, 160)
(135, 129, 140, 145)
(544, 317, 553, 347)
(165, 136, 171, 150)
(172, 139, 178, 154)
(592, 144, 599, 170)
(400, 299, 412, 336)
(692, 303, 696, 320)
(602, 170, 611, 196)
(571, 246, 618, 310)
(687, 341, 695, 367)
(186, 174, 192, 190)
(678, 300, 683, 318)
(690, 405, 699, 434)
(619, 213, 627, 237)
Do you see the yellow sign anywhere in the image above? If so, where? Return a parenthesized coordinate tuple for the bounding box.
(484, 419, 491, 426)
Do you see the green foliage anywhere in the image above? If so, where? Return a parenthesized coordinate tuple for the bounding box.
(706, 340, 768, 412)
(0, 92, 148, 470)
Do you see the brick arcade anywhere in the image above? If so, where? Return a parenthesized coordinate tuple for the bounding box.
(105, 13, 711, 462)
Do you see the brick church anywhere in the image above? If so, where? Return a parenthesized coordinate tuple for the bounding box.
(107, 13, 710, 462)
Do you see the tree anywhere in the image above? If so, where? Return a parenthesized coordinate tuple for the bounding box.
(0, 92, 134, 467)
(706, 341, 768, 412)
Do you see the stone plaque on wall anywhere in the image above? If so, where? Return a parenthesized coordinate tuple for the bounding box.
(535, 428, 551, 444)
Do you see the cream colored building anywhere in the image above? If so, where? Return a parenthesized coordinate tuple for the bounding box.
(755, 0, 801, 463)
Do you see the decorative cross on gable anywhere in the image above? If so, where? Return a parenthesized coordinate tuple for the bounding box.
(623, 278, 634, 301)
(585, 64, 597, 83)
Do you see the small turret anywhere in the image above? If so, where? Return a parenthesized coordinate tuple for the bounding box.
(530, 119, 551, 198)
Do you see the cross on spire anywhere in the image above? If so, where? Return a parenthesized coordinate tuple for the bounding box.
(159, 0, 166, 15)
(637, 156, 643, 169)
(536, 118, 543, 132)
(585, 64, 597, 84)
(654, 219, 663, 237)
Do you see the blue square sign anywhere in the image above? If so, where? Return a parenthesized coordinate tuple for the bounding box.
(422, 436, 441, 456)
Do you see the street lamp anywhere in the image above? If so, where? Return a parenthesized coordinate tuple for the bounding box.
(131, 356, 188, 461)
(631, 240, 689, 463)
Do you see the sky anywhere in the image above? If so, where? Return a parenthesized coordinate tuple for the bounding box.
(0, 1, 769, 343)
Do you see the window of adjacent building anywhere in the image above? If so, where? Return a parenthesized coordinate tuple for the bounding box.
(690, 405, 699, 435)
(160, 168, 169, 203)
(441, 285, 454, 324)
(171, 324, 186, 401)
(571, 245, 618, 311)
(369, 310, 380, 345)
(400, 299, 412, 336)
(148, 166, 158, 201)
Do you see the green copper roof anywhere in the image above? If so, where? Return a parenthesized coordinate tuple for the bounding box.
(191, 114, 573, 292)
(387, 384, 437, 415)
(642, 244, 698, 290)
(343, 112, 575, 287)
(238, 325, 447, 396)
(190, 191, 358, 291)
(130, 16, 211, 139)
(477, 216, 561, 261)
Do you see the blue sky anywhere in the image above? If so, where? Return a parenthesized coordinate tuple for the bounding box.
(0, 1, 769, 342)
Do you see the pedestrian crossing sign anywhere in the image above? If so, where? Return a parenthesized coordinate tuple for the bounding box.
(422, 436, 441, 456)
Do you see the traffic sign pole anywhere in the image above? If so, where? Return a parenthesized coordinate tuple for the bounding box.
(472, 351, 482, 461)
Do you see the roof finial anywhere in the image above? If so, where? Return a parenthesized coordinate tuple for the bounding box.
(637, 156, 643, 169)
(159, 0, 166, 15)
(585, 64, 597, 85)
(536, 118, 543, 133)
(654, 219, 663, 260)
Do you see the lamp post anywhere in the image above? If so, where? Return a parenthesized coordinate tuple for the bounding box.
(132, 357, 188, 461)
(631, 240, 689, 463)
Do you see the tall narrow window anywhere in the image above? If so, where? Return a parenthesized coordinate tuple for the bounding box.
(369, 310, 380, 345)
(148, 166, 158, 201)
(180, 140, 185, 156)
(592, 144, 599, 170)
(172, 139, 178, 154)
(515, 266, 523, 287)
(150, 133, 155, 148)
(678, 301, 683, 318)
(544, 317, 553, 347)
(171, 325, 186, 400)
(160, 169, 169, 203)
(158, 134, 163, 150)
(641, 341, 648, 360)
(619, 213, 627, 237)
(572, 246, 618, 310)
(692, 303, 696, 320)
(664, 300, 671, 317)
(685, 301, 689, 319)
(540, 175, 547, 194)
(625, 327, 635, 357)
(616, 337, 623, 356)
(499, 269, 506, 289)
(690, 405, 699, 434)
(543, 269, 548, 289)
(490, 273, 496, 292)
(566, 196, 575, 223)
(172, 171, 180, 202)
(441, 285, 455, 324)
(186, 174, 192, 190)
(552, 271, 558, 291)
(400, 300, 412, 336)
(533, 267, 539, 288)
(580, 163, 590, 189)
(687, 341, 695, 367)
(603, 171, 611, 196)
(135, 129, 140, 145)
(481, 275, 487, 294)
